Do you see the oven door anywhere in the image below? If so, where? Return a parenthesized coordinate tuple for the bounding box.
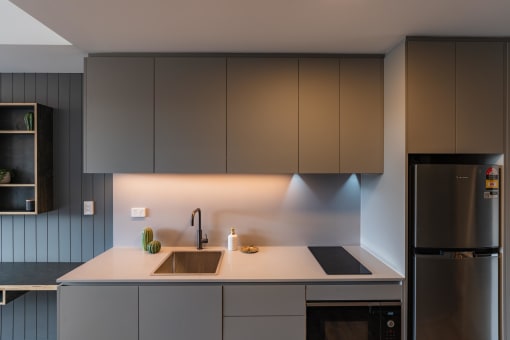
(306, 302, 400, 340)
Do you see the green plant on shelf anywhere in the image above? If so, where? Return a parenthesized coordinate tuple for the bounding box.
(0, 168, 12, 184)
(24, 111, 34, 130)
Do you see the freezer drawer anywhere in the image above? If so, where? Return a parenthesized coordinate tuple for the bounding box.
(413, 253, 498, 340)
(414, 164, 499, 249)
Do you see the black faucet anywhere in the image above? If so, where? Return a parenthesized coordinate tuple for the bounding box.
(191, 208, 208, 250)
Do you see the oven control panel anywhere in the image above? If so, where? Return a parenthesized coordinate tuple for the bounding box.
(380, 307, 401, 340)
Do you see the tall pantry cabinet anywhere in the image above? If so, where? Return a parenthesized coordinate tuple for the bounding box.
(405, 37, 507, 340)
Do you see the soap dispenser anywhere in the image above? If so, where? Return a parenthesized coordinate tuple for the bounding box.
(228, 228, 239, 251)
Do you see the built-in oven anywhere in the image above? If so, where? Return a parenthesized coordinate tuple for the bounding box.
(307, 301, 401, 340)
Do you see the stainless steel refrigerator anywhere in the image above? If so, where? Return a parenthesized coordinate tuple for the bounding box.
(411, 163, 500, 340)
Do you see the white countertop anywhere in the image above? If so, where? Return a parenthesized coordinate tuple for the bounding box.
(57, 245, 403, 284)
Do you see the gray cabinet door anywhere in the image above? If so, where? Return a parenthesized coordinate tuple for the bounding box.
(58, 285, 138, 340)
(84, 57, 154, 172)
(155, 57, 227, 173)
(455, 42, 505, 154)
(298, 58, 340, 173)
(223, 285, 305, 316)
(223, 316, 306, 340)
(407, 41, 456, 153)
(223, 285, 305, 340)
(139, 285, 222, 340)
(227, 58, 298, 173)
(340, 58, 384, 173)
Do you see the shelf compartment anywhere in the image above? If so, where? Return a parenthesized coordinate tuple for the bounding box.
(0, 103, 36, 131)
(0, 184, 35, 213)
(0, 134, 35, 183)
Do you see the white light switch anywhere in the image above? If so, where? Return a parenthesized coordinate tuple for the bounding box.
(84, 201, 95, 215)
(131, 207, 147, 218)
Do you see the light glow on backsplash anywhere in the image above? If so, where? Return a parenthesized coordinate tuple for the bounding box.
(113, 174, 360, 247)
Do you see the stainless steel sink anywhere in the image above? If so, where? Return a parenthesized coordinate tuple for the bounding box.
(152, 250, 224, 275)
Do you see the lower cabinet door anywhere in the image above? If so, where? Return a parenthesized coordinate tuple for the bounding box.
(223, 284, 305, 316)
(223, 316, 305, 340)
(139, 285, 222, 340)
(58, 285, 138, 340)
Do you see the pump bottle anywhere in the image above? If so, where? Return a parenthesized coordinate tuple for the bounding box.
(228, 228, 239, 251)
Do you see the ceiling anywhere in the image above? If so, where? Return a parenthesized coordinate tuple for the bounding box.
(8, 0, 510, 54)
(0, 0, 68, 45)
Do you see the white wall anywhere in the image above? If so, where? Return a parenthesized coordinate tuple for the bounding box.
(113, 173, 361, 248)
(0, 45, 85, 73)
(360, 40, 406, 274)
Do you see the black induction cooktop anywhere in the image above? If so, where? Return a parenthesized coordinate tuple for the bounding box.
(308, 246, 371, 275)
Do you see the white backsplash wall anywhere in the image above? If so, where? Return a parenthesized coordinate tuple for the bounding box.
(113, 174, 360, 248)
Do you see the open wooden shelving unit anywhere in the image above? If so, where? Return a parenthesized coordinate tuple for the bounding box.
(0, 103, 53, 214)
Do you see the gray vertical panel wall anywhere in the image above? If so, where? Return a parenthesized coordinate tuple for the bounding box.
(0, 73, 113, 340)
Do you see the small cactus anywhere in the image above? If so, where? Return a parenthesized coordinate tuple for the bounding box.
(141, 227, 154, 251)
(147, 240, 161, 254)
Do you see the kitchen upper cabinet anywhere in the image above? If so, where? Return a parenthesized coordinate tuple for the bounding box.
(407, 40, 505, 154)
(227, 58, 299, 173)
(299, 58, 340, 173)
(340, 58, 384, 173)
(407, 41, 455, 153)
(58, 285, 138, 340)
(139, 285, 222, 340)
(84, 57, 154, 172)
(455, 42, 505, 153)
(155, 57, 227, 173)
(84, 55, 384, 173)
(298, 58, 383, 174)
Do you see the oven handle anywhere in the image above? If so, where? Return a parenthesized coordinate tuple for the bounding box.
(307, 301, 401, 308)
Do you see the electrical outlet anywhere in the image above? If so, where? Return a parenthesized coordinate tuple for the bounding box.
(84, 201, 95, 215)
(131, 207, 146, 218)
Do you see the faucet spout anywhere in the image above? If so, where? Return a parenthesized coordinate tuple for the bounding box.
(191, 208, 208, 250)
(191, 208, 201, 227)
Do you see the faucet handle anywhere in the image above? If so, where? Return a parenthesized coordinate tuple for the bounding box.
(202, 233, 209, 244)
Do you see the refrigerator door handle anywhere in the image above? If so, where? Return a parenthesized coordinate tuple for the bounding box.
(474, 253, 499, 258)
(441, 251, 498, 259)
(450, 251, 474, 259)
